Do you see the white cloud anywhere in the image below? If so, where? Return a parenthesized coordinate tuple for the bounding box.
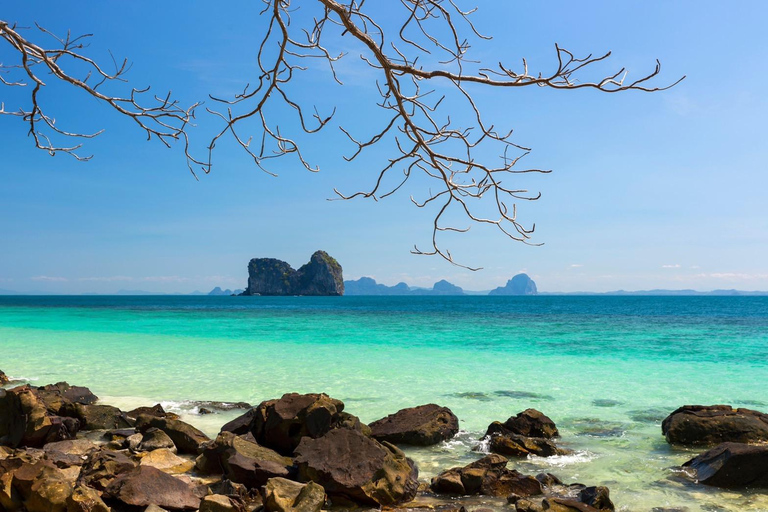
(661, 264, 681, 269)
(31, 276, 68, 282)
(78, 276, 134, 282)
(569, 264, 583, 268)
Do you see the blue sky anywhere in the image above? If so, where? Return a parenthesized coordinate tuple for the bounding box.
(1, 1, 767, 293)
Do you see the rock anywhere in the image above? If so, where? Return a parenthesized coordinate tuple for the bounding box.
(61, 403, 131, 431)
(503, 409, 559, 439)
(261, 477, 325, 512)
(662, 405, 768, 446)
(683, 442, 768, 488)
(25, 475, 74, 512)
(430, 454, 543, 497)
(140, 449, 196, 474)
(35, 383, 99, 410)
(429, 280, 465, 295)
(135, 415, 211, 455)
(294, 428, 418, 506)
(242, 251, 344, 296)
(483, 422, 568, 457)
(200, 494, 243, 512)
(544, 498, 602, 512)
(488, 274, 538, 296)
(43, 439, 98, 458)
(578, 486, 614, 511)
(196, 432, 294, 489)
(126, 433, 143, 452)
(343, 277, 412, 296)
(138, 428, 176, 453)
(0, 370, 9, 385)
(369, 404, 459, 446)
(0, 385, 79, 448)
(66, 484, 111, 512)
(104, 466, 201, 510)
(125, 404, 174, 421)
(79, 450, 137, 491)
(224, 393, 365, 455)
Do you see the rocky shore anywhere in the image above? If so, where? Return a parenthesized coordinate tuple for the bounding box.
(2, 371, 767, 511)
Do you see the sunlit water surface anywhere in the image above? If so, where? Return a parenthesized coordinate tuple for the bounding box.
(1, 295, 767, 511)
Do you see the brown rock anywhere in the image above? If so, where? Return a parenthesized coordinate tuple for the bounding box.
(104, 465, 201, 510)
(0, 370, 9, 386)
(683, 442, 768, 488)
(261, 477, 325, 512)
(138, 428, 177, 453)
(139, 449, 196, 474)
(60, 404, 131, 431)
(135, 415, 210, 455)
(0, 386, 79, 448)
(125, 404, 175, 421)
(26, 476, 74, 512)
(662, 405, 768, 446)
(369, 404, 459, 446)
(294, 427, 418, 506)
(484, 422, 568, 457)
(66, 485, 110, 512)
(229, 393, 358, 455)
(79, 450, 137, 491)
(196, 432, 294, 489)
(431, 454, 543, 498)
(504, 409, 559, 439)
(200, 494, 243, 512)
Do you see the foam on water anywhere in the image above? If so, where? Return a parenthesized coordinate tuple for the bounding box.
(1, 295, 768, 511)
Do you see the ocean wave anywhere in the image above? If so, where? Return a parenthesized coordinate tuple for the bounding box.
(527, 450, 598, 467)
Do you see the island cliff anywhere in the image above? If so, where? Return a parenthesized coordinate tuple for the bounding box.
(242, 251, 344, 296)
(488, 273, 538, 296)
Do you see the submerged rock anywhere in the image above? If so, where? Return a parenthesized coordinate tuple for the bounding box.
(431, 454, 543, 497)
(294, 427, 418, 506)
(482, 410, 567, 457)
(662, 405, 768, 446)
(242, 251, 344, 296)
(369, 404, 459, 446)
(683, 442, 768, 488)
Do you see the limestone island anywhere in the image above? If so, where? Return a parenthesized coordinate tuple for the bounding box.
(241, 250, 344, 296)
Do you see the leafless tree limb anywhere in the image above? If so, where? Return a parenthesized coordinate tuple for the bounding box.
(0, 3, 683, 268)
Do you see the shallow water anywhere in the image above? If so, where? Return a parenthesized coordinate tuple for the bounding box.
(1, 295, 767, 511)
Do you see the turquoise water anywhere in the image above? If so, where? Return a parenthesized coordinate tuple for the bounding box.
(1, 296, 768, 511)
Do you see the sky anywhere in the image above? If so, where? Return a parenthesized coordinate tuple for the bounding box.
(1, 1, 767, 294)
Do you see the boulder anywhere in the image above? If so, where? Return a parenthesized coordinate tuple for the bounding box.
(224, 393, 366, 455)
(25, 475, 74, 512)
(0, 370, 9, 385)
(484, 422, 568, 457)
(34, 383, 99, 411)
(60, 403, 131, 431)
(104, 465, 201, 510)
(79, 450, 137, 491)
(0, 386, 79, 448)
(662, 405, 768, 446)
(125, 404, 178, 421)
(683, 442, 768, 488)
(503, 409, 559, 439)
(578, 486, 614, 511)
(261, 477, 325, 512)
(430, 454, 543, 497)
(138, 428, 177, 453)
(294, 427, 418, 506)
(135, 415, 211, 455)
(66, 485, 111, 512)
(140, 448, 196, 474)
(196, 432, 294, 489)
(369, 404, 459, 446)
(200, 494, 243, 512)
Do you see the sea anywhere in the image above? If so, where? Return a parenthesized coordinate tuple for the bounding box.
(1, 295, 767, 511)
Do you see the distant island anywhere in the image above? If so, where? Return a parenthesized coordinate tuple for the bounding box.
(344, 274, 538, 296)
(241, 250, 344, 296)
(208, 287, 244, 296)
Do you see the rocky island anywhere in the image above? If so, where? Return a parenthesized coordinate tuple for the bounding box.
(489, 273, 538, 296)
(241, 251, 344, 296)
